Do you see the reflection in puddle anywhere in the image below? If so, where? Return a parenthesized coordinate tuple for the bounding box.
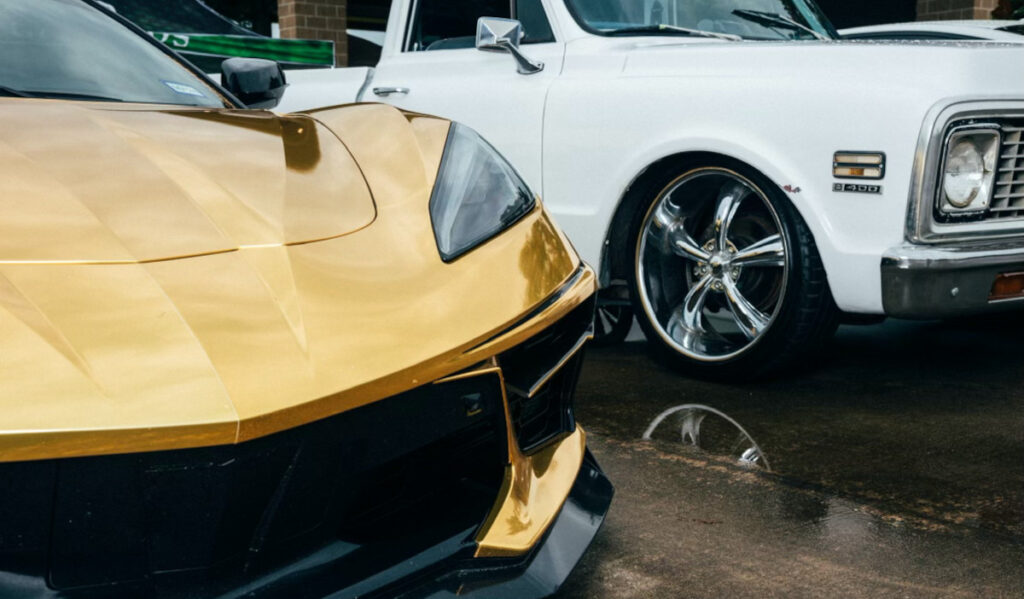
(643, 404, 771, 471)
(778, 491, 874, 539)
(641, 407, 882, 546)
(816, 498, 876, 544)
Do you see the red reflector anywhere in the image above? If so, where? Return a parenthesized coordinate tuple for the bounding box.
(990, 272, 1024, 301)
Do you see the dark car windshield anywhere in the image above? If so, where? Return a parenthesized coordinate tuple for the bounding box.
(565, 0, 837, 41)
(0, 0, 227, 107)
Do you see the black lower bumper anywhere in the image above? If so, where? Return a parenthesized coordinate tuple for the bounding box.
(0, 450, 611, 599)
(247, 449, 615, 599)
(228, 450, 613, 599)
(222, 450, 612, 599)
(387, 449, 613, 599)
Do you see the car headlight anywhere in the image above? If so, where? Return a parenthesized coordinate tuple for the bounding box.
(940, 128, 999, 215)
(430, 123, 536, 262)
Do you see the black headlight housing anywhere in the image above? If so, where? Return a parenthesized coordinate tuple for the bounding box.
(429, 123, 536, 262)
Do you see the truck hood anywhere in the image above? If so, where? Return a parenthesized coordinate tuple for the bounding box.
(0, 100, 376, 263)
(580, 39, 1024, 99)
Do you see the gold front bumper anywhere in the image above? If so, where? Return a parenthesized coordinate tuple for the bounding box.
(477, 426, 587, 558)
(0, 207, 590, 463)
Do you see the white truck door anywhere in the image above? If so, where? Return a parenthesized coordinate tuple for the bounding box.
(369, 0, 563, 195)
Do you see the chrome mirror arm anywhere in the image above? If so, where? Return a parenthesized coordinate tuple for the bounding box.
(495, 40, 545, 75)
(476, 17, 545, 76)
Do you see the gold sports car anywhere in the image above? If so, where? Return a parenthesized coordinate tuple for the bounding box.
(0, 1, 611, 597)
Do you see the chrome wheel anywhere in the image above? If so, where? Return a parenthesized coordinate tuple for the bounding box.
(636, 168, 788, 363)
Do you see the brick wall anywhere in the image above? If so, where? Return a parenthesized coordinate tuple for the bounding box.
(278, 0, 348, 67)
(917, 0, 999, 20)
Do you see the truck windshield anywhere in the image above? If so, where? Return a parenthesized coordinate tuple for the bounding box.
(0, 0, 227, 107)
(564, 0, 837, 41)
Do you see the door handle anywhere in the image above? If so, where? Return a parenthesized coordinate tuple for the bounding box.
(372, 87, 410, 97)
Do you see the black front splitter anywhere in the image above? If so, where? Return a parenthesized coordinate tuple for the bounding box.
(212, 449, 612, 599)
(400, 449, 614, 599)
(314, 449, 613, 599)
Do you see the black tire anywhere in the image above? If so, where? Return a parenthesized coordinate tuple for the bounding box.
(625, 159, 840, 380)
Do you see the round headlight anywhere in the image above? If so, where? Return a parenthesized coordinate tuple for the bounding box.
(943, 139, 985, 208)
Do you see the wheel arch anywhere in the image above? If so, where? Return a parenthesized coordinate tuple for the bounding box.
(601, 150, 824, 287)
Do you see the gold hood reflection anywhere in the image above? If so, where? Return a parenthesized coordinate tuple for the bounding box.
(0, 102, 376, 264)
(0, 101, 585, 462)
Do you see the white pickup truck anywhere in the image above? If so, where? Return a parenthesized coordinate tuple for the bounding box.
(277, 0, 1024, 379)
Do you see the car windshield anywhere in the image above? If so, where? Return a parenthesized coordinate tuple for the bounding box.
(564, 0, 837, 41)
(0, 0, 227, 107)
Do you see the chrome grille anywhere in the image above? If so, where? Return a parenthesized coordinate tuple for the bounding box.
(993, 125, 1024, 220)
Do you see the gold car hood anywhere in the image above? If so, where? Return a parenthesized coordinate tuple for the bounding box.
(0, 101, 376, 263)
(0, 101, 586, 462)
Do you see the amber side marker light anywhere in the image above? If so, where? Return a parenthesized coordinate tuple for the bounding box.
(990, 272, 1024, 301)
(834, 152, 886, 180)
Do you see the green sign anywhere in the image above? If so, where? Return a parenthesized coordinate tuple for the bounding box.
(153, 33, 335, 67)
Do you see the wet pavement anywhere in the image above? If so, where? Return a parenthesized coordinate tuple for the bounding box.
(557, 317, 1024, 598)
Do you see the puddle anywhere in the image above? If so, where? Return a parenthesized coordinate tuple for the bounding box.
(643, 404, 771, 471)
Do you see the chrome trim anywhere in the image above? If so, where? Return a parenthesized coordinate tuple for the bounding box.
(991, 126, 1024, 219)
(883, 239, 1024, 271)
(501, 42, 545, 75)
(434, 361, 502, 385)
(514, 326, 592, 399)
(907, 100, 1024, 244)
(372, 87, 410, 97)
(881, 238, 1024, 317)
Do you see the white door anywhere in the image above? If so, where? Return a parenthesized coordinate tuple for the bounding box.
(368, 0, 563, 195)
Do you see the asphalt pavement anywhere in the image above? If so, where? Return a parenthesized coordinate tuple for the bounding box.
(557, 317, 1024, 598)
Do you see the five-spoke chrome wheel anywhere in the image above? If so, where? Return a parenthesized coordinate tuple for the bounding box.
(635, 168, 788, 362)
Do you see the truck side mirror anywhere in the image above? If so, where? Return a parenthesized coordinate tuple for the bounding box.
(476, 17, 545, 75)
(220, 57, 287, 109)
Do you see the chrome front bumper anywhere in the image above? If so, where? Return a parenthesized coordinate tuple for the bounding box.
(881, 240, 1024, 318)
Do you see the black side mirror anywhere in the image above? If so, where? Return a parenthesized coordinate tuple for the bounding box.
(220, 57, 287, 109)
